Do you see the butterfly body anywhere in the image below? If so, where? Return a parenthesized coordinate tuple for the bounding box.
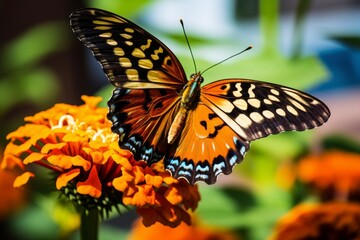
(70, 8, 330, 184)
(168, 73, 203, 144)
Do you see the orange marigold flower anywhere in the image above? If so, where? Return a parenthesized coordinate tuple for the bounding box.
(128, 218, 238, 240)
(271, 203, 360, 240)
(1, 96, 200, 227)
(297, 150, 360, 201)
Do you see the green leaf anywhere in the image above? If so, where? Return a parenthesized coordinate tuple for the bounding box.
(0, 21, 69, 73)
(0, 67, 59, 117)
(89, 0, 152, 17)
(322, 134, 360, 153)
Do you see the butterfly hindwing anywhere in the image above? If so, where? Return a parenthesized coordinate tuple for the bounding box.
(165, 103, 250, 184)
(70, 8, 187, 89)
(108, 87, 181, 164)
(201, 79, 331, 141)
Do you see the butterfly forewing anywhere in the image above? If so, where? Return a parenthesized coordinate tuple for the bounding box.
(201, 79, 331, 141)
(70, 8, 187, 89)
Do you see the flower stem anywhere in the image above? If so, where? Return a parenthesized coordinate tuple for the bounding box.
(80, 208, 99, 240)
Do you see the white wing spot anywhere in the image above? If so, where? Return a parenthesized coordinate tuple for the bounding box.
(276, 108, 286, 116)
(233, 99, 248, 110)
(268, 94, 280, 102)
(250, 112, 264, 123)
(248, 99, 261, 108)
(287, 105, 299, 116)
(271, 89, 280, 96)
(263, 110, 275, 119)
(248, 84, 256, 98)
(235, 114, 252, 128)
(289, 99, 307, 112)
(233, 83, 242, 97)
(284, 89, 309, 106)
(264, 99, 272, 105)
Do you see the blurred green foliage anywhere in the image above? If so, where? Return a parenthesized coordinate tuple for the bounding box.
(5, 0, 355, 239)
(0, 22, 68, 117)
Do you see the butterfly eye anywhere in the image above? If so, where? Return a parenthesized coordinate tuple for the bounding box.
(199, 76, 204, 83)
(190, 73, 196, 78)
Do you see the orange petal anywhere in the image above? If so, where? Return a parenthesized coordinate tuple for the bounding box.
(56, 169, 81, 189)
(1, 154, 24, 170)
(71, 155, 91, 171)
(14, 172, 35, 187)
(23, 152, 46, 164)
(112, 154, 132, 170)
(48, 155, 73, 169)
(41, 143, 66, 154)
(81, 95, 102, 109)
(77, 166, 102, 198)
(164, 186, 183, 205)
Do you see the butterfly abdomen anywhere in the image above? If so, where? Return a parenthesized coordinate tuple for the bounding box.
(168, 107, 188, 144)
(167, 73, 203, 144)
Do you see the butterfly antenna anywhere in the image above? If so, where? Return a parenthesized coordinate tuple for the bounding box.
(202, 45, 253, 75)
(180, 19, 197, 73)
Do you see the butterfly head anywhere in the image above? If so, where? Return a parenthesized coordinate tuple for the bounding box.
(189, 72, 204, 84)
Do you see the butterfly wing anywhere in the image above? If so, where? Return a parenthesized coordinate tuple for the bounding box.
(165, 79, 330, 184)
(108, 87, 181, 164)
(70, 8, 187, 89)
(165, 103, 249, 184)
(200, 79, 331, 141)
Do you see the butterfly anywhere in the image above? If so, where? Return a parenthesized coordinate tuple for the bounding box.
(70, 8, 330, 184)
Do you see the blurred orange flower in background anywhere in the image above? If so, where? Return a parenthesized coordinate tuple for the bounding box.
(0, 162, 27, 219)
(1, 95, 200, 227)
(271, 202, 360, 240)
(128, 218, 237, 240)
(297, 150, 360, 201)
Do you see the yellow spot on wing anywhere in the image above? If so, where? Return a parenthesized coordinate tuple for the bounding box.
(99, 16, 124, 23)
(151, 47, 163, 60)
(125, 41, 133, 46)
(119, 58, 132, 67)
(141, 39, 152, 51)
(120, 33, 132, 39)
(125, 28, 135, 33)
(94, 26, 112, 30)
(99, 32, 112, 38)
(114, 47, 125, 56)
(125, 69, 139, 81)
(93, 20, 113, 25)
(106, 39, 117, 46)
(138, 59, 153, 69)
(147, 70, 168, 82)
(132, 48, 145, 58)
